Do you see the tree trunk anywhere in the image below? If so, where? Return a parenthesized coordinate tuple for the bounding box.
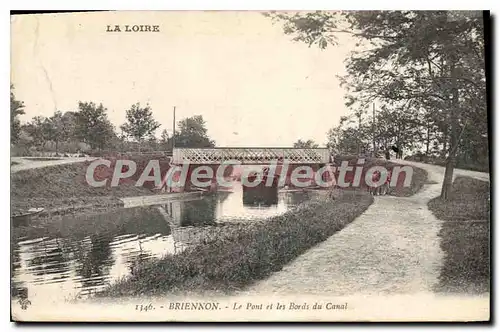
(372, 104, 376, 156)
(396, 136, 400, 159)
(441, 128, 448, 159)
(425, 123, 431, 156)
(357, 115, 362, 155)
(440, 62, 459, 200)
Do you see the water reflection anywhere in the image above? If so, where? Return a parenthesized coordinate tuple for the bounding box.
(11, 183, 319, 302)
(283, 190, 314, 206)
(74, 235, 114, 294)
(242, 186, 279, 207)
(27, 241, 70, 280)
(179, 195, 218, 227)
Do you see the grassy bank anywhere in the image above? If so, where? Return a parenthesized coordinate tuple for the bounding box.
(10, 159, 167, 214)
(428, 176, 490, 221)
(99, 190, 374, 297)
(428, 176, 490, 294)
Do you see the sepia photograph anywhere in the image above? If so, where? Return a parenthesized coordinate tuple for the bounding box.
(9, 9, 490, 322)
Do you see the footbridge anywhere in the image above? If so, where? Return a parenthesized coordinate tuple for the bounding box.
(172, 147, 331, 165)
(167, 147, 333, 192)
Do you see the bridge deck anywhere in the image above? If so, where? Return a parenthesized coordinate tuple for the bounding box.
(172, 147, 330, 164)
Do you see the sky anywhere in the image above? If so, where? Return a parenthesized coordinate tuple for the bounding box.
(11, 11, 356, 147)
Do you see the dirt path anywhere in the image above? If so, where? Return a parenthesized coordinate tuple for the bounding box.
(10, 157, 96, 173)
(244, 161, 489, 296)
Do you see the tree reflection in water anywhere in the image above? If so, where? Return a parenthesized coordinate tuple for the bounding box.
(125, 234, 156, 275)
(179, 194, 218, 227)
(11, 241, 21, 278)
(242, 186, 279, 207)
(74, 234, 114, 296)
(284, 191, 312, 207)
(26, 238, 71, 284)
(11, 240, 28, 301)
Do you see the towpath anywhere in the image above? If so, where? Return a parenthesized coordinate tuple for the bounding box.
(244, 160, 489, 295)
(10, 157, 96, 173)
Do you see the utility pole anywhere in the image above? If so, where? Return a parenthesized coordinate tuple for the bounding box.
(172, 106, 176, 152)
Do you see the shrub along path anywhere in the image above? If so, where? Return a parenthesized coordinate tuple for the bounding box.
(244, 160, 489, 296)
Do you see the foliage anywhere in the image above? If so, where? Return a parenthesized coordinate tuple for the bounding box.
(268, 10, 487, 198)
(21, 111, 84, 154)
(74, 102, 116, 150)
(160, 129, 170, 150)
(293, 139, 319, 148)
(173, 115, 215, 148)
(10, 84, 25, 144)
(23, 116, 49, 149)
(120, 103, 161, 144)
(45, 111, 76, 153)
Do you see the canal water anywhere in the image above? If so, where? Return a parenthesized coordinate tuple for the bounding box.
(11, 182, 319, 303)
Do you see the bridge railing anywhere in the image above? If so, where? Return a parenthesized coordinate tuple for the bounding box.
(172, 147, 330, 164)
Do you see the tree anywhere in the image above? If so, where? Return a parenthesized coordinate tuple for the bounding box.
(146, 135, 159, 151)
(373, 103, 424, 157)
(268, 11, 486, 199)
(24, 116, 49, 149)
(293, 139, 319, 148)
(11, 84, 25, 144)
(174, 115, 215, 148)
(120, 103, 160, 151)
(75, 102, 115, 150)
(45, 111, 75, 154)
(327, 126, 370, 155)
(160, 129, 170, 150)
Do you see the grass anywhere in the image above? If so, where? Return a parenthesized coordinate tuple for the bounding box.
(10, 158, 170, 214)
(435, 222, 489, 294)
(98, 190, 374, 297)
(428, 176, 490, 221)
(428, 176, 490, 294)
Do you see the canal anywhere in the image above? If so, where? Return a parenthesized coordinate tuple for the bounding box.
(11, 182, 320, 303)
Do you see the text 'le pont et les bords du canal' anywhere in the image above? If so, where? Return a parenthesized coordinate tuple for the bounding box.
(135, 302, 349, 312)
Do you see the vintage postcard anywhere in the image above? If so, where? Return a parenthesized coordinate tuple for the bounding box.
(10, 10, 490, 322)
